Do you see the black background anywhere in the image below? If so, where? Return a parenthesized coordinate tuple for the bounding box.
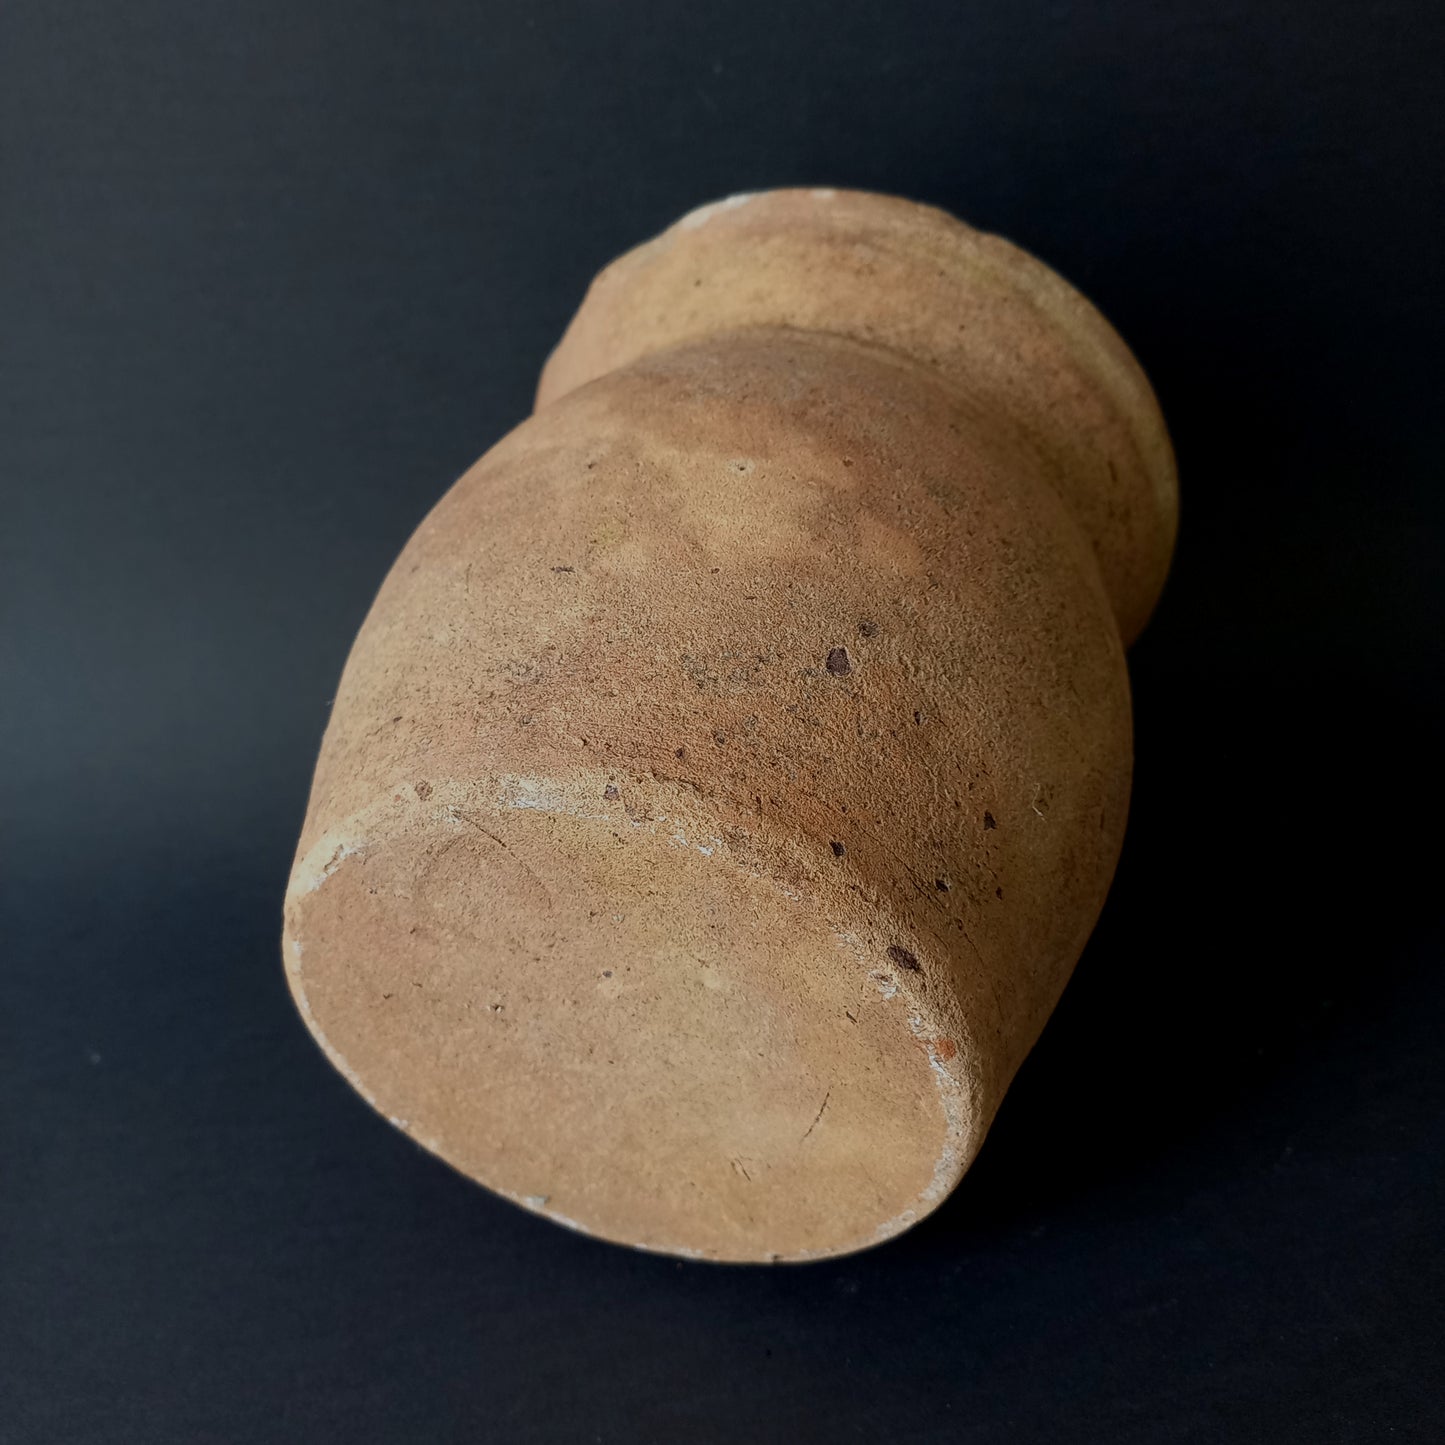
(3, 2, 1443, 1440)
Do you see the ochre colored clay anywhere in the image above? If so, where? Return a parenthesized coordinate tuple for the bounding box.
(283, 189, 1177, 1262)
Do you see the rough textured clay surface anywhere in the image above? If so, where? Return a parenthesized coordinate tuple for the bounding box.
(283, 189, 1177, 1263)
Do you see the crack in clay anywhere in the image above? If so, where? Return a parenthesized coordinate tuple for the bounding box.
(801, 1089, 831, 1141)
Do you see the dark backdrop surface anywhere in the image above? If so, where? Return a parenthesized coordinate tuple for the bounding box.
(3, 2, 1442, 1441)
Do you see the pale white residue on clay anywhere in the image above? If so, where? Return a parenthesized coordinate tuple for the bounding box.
(501, 776, 572, 814)
(678, 192, 756, 230)
(810, 188, 838, 200)
(290, 835, 366, 896)
(630, 1237, 709, 1262)
(667, 823, 723, 858)
(867, 1011, 971, 1239)
(286, 937, 304, 972)
(389, 1116, 410, 1130)
(497, 774, 622, 827)
(814, 934, 972, 1250)
(497, 775, 728, 862)
(522, 1199, 592, 1237)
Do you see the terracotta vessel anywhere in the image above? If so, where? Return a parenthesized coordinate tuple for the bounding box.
(283, 189, 1176, 1262)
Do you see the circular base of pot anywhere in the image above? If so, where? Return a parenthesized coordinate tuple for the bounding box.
(283, 776, 976, 1263)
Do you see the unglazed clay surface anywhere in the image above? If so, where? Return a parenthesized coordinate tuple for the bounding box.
(283, 189, 1177, 1262)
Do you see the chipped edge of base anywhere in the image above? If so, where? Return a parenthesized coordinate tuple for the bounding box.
(677, 191, 757, 230)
